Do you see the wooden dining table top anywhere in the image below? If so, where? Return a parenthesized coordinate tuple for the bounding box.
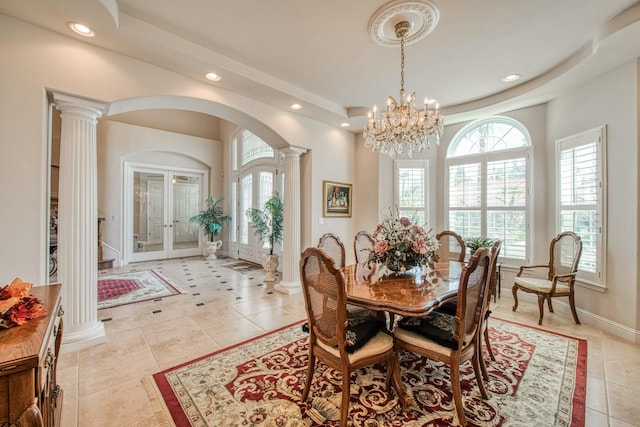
(343, 261, 464, 317)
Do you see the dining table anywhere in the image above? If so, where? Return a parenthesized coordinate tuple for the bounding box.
(344, 261, 464, 318)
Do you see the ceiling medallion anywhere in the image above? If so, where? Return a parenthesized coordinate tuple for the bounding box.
(364, 2, 443, 158)
(368, 0, 439, 47)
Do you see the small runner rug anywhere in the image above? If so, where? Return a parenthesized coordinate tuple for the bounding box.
(221, 261, 263, 273)
(152, 318, 586, 426)
(98, 269, 183, 309)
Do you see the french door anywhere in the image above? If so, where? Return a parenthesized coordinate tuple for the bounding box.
(231, 166, 277, 264)
(125, 164, 206, 263)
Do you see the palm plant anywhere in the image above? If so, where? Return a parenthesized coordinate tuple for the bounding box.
(245, 193, 283, 255)
(189, 196, 232, 242)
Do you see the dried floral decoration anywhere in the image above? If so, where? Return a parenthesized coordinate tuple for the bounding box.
(0, 278, 47, 329)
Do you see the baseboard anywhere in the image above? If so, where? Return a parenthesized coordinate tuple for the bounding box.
(512, 291, 640, 344)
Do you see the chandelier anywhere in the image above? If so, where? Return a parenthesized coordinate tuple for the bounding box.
(363, 20, 443, 158)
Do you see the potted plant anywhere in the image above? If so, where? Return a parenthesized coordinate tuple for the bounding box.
(464, 236, 496, 258)
(190, 196, 232, 259)
(245, 193, 284, 281)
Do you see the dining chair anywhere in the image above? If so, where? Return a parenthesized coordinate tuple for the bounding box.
(299, 247, 397, 426)
(512, 231, 583, 325)
(354, 230, 375, 266)
(317, 232, 346, 268)
(392, 247, 492, 427)
(436, 240, 502, 381)
(435, 230, 466, 263)
(478, 240, 501, 380)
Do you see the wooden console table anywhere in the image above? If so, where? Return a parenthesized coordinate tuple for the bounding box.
(0, 284, 64, 426)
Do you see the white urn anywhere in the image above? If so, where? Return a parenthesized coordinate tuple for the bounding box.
(262, 254, 279, 281)
(203, 240, 223, 260)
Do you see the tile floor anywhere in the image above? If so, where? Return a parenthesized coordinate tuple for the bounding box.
(57, 256, 640, 426)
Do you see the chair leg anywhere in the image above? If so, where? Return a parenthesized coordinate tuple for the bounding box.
(477, 325, 489, 382)
(385, 358, 394, 395)
(512, 285, 519, 312)
(536, 294, 545, 325)
(471, 349, 489, 400)
(301, 354, 315, 401)
(547, 296, 554, 312)
(450, 364, 467, 426)
(340, 370, 351, 427)
(484, 325, 496, 361)
(569, 293, 581, 324)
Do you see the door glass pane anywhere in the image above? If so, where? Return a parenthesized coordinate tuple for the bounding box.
(258, 171, 274, 248)
(240, 174, 252, 245)
(133, 171, 165, 253)
(172, 174, 200, 250)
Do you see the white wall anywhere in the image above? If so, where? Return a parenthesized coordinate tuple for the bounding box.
(0, 15, 355, 284)
(547, 59, 639, 333)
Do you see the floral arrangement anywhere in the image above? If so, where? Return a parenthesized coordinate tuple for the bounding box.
(367, 211, 439, 274)
(0, 278, 47, 329)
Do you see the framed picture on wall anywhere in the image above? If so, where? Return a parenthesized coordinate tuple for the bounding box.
(323, 180, 352, 217)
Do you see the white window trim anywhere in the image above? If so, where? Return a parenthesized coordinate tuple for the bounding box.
(555, 125, 607, 290)
(394, 159, 429, 224)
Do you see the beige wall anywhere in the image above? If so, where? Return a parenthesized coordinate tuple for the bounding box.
(97, 120, 222, 263)
(547, 59, 639, 334)
(0, 15, 355, 285)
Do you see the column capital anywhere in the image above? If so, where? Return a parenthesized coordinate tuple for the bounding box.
(280, 146, 308, 158)
(52, 92, 106, 122)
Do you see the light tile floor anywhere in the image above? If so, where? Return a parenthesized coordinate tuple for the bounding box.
(57, 256, 640, 426)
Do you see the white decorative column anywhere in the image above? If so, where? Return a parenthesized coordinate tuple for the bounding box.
(276, 146, 308, 294)
(54, 93, 107, 352)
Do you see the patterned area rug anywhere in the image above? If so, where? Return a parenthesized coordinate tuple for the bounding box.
(221, 261, 263, 273)
(98, 269, 183, 309)
(153, 318, 587, 426)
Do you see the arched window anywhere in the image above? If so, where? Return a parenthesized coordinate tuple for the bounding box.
(240, 129, 274, 166)
(446, 117, 532, 262)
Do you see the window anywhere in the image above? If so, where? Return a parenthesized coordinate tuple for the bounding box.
(228, 128, 280, 263)
(446, 117, 531, 262)
(556, 126, 606, 288)
(240, 130, 274, 166)
(395, 160, 428, 225)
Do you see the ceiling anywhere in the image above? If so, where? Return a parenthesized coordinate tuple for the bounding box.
(2, 0, 640, 131)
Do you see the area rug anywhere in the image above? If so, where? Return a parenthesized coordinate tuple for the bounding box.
(152, 318, 586, 426)
(221, 261, 263, 273)
(98, 269, 183, 309)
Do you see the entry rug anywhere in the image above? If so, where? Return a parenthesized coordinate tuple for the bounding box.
(221, 261, 263, 274)
(153, 318, 586, 426)
(98, 269, 183, 309)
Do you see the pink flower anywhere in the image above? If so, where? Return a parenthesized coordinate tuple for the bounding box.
(412, 237, 428, 254)
(373, 224, 382, 236)
(413, 225, 426, 236)
(399, 217, 411, 226)
(373, 240, 389, 255)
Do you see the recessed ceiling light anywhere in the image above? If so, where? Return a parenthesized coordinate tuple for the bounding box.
(205, 72, 221, 82)
(340, 122, 350, 128)
(67, 22, 95, 37)
(502, 73, 521, 83)
(290, 103, 303, 110)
